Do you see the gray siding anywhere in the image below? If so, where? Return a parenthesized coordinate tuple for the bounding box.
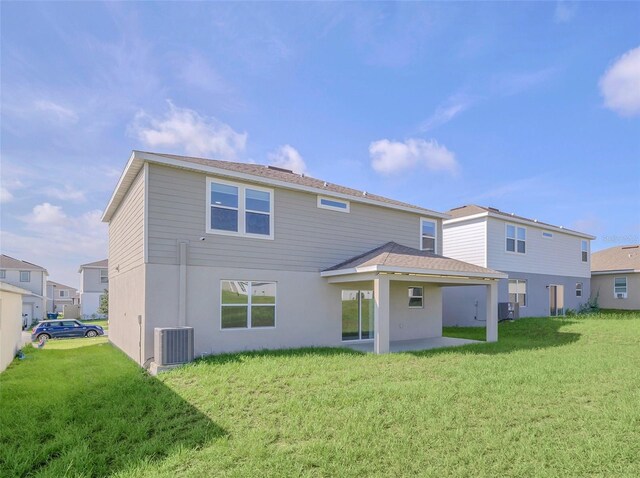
(442, 217, 486, 266)
(486, 217, 591, 278)
(147, 164, 439, 272)
(108, 168, 145, 275)
(80, 268, 109, 293)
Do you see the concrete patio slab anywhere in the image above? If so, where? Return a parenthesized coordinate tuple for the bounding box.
(344, 336, 481, 353)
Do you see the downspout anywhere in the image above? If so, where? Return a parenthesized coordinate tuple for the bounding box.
(178, 241, 188, 326)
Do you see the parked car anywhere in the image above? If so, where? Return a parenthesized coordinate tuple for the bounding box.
(31, 320, 104, 341)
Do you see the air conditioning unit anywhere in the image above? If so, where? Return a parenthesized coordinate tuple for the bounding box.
(616, 293, 627, 299)
(154, 327, 194, 366)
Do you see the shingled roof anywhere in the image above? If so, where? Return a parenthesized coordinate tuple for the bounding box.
(103, 151, 449, 222)
(445, 205, 595, 239)
(591, 245, 640, 273)
(0, 254, 47, 272)
(322, 242, 505, 278)
(80, 259, 108, 268)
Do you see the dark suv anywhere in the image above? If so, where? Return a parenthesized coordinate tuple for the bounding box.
(31, 320, 104, 341)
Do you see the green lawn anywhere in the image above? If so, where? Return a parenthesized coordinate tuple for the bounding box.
(2, 312, 640, 477)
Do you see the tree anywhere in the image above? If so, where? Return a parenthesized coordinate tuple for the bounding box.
(97, 289, 108, 315)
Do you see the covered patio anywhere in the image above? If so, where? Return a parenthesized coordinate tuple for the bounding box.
(344, 336, 481, 353)
(322, 242, 507, 354)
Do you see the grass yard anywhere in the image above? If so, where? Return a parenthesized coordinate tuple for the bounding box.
(2, 312, 639, 477)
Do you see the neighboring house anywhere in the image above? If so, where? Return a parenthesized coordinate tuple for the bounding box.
(0, 255, 48, 327)
(102, 150, 505, 366)
(0, 282, 30, 373)
(591, 245, 640, 310)
(46, 280, 79, 314)
(78, 259, 108, 318)
(442, 205, 594, 325)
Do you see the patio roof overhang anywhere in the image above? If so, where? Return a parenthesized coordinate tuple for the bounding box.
(321, 242, 508, 285)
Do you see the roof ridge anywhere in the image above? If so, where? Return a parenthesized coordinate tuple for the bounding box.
(323, 242, 396, 272)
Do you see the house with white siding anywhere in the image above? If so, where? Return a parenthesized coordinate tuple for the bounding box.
(78, 259, 109, 318)
(102, 151, 506, 366)
(442, 205, 595, 325)
(0, 255, 48, 327)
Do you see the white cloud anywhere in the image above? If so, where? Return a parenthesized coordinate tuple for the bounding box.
(369, 138, 459, 175)
(554, 2, 578, 23)
(4, 205, 108, 286)
(131, 101, 247, 159)
(494, 68, 557, 96)
(419, 94, 473, 131)
(24, 203, 67, 225)
(44, 185, 86, 203)
(599, 46, 640, 117)
(1, 186, 14, 203)
(267, 145, 308, 174)
(34, 100, 78, 123)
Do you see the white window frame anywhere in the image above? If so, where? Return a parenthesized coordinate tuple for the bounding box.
(614, 277, 627, 298)
(100, 269, 109, 283)
(317, 196, 350, 213)
(206, 178, 274, 240)
(59, 289, 69, 298)
(220, 280, 277, 330)
(575, 282, 583, 297)
(581, 240, 588, 262)
(506, 224, 526, 254)
(20, 271, 30, 282)
(420, 218, 437, 253)
(508, 279, 527, 307)
(0, 269, 5, 279)
(408, 287, 424, 309)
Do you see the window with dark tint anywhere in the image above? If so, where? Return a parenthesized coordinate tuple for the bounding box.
(506, 225, 526, 254)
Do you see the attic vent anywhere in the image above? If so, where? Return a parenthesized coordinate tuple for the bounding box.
(362, 191, 368, 197)
(622, 245, 639, 250)
(487, 207, 500, 212)
(267, 165, 294, 173)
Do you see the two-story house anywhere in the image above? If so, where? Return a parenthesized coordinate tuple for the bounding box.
(78, 259, 108, 318)
(102, 151, 506, 366)
(0, 254, 48, 327)
(46, 280, 79, 314)
(442, 205, 595, 325)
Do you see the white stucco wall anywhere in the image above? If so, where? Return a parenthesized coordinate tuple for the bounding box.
(1, 283, 28, 373)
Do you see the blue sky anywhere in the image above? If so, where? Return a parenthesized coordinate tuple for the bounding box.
(1, 1, 639, 287)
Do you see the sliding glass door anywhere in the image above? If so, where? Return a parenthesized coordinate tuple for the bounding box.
(342, 290, 374, 341)
(549, 285, 565, 316)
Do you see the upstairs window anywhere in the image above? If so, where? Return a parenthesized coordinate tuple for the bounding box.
(59, 290, 69, 298)
(506, 224, 526, 254)
(20, 271, 30, 282)
(100, 269, 108, 284)
(581, 240, 588, 262)
(420, 219, 437, 253)
(317, 196, 350, 213)
(208, 179, 273, 239)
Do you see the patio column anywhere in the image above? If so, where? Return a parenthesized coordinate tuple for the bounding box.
(486, 281, 498, 342)
(374, 275, 390, 354)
